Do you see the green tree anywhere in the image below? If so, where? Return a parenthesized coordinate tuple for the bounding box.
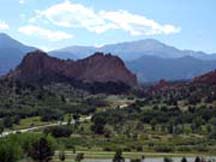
(195, 156, 201, 162)
(73, 113, 80, 129)
(67, 114, 72, 125)
(164, 157, 173, 162)
(208, 129, 216, 139)
(131, 159, 141, 162)
(113, 149, 125, 162)
(150, 119, 157, 131)
(0, 121, 4, 135)
(181, 157, 187, 162)
(59, 150, 65, 162)
(44, 126, 72, 138)
(141, 155, 145, 162)
(3, 116, 13, 128)
(0, 139, 23, 162)
(75, 153, 84, 162)
(167, 119, 175, 134)
(28, 137, 55, 162)
(192, 117, 204, 132)
(91, 115, 106, 134)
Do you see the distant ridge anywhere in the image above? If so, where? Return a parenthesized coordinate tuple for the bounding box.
(49, 39, 216, 61)
(127, 55, 216, 82)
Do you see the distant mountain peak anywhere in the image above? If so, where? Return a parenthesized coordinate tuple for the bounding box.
(0, 33, 20, 42)
(0, 33, 36, 75)
(132, 38, 164, 45)
(49, 38, 186, 61)
(0, 33, 35, 50)
(0, 33, 19, 45)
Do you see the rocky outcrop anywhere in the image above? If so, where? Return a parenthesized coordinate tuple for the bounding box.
(193, 70, 216, 84)
(7, 50, 137, 88)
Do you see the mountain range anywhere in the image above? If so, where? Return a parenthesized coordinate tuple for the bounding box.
(1, 33, 216, 82)
(127, 55, 216, 82)
(50, 39, 216, 61)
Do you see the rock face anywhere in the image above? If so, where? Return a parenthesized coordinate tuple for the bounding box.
(148, 79, 170, 94)
(7, 50, 137, 88)
(152, 80, 169, 91)
(193, 70, 216, 84)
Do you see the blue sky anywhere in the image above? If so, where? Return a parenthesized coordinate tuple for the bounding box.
(0, 0, 215, 53)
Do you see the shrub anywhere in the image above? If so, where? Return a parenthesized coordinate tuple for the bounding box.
(136, 145, 143, 152)
(113, 149, 125, 162)
(194, 145, 209, 152)
(123, 147, 131, 152)
(154, 145, 175, 153)
(44, 126, 73, 138)
(103, 147, 113, 152)
(28, 136, 55, 162)
(59, 150, 66, 162)
(75, 153, 84, 162)
(177, 146, 192, 152)
(164, 157, 173, 162)
(131, 159, 141, 162)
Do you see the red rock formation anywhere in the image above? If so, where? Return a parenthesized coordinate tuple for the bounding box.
(148, 79, 170, 94)
(7, 50, 137, 87)
(193, 70, 216, 84)
(152, 79, 169, 91)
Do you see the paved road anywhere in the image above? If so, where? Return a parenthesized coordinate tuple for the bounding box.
(0, 115, 92, 138)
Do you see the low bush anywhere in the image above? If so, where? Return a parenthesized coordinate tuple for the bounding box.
(44, 126, 73, 138)
(154, 145, 175, 152)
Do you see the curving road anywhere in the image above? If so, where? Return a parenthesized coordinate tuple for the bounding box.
(0, 115, 92, 138)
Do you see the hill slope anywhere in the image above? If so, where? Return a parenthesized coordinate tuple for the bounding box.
(0, 33, 36, 75)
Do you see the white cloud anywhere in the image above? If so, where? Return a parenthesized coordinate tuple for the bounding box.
(34, 1, 117, 34)
(99, 10, 181, 36)
(18, 0, 25, 4)
(0, 21, 9, 30)
(18, 25, 73, 41)
(31, 1, 180, 36)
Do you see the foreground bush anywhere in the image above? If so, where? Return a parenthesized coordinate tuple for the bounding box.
(44, 126, 73, 138)
(28, 137, 55, 162)
(0, 133, 56, 162)
(113, 149, 125, 162)
(0, 139, 23, 162)
(154, 145, 175, 153)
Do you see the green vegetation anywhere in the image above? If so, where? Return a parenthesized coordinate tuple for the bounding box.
(1, 80, 216, 161)
(0, 133, 56, 162)
(113, 149, 125, 162)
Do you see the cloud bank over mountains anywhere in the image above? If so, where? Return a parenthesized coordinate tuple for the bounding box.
(19, 0, 180, 40)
